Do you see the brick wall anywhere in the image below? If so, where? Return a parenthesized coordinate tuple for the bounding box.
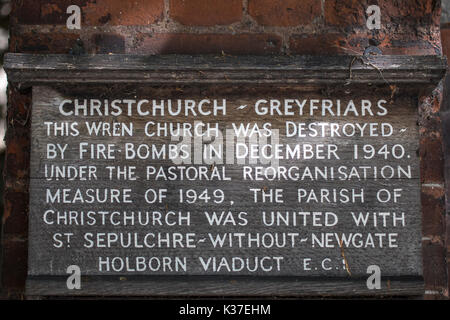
(8, 0, 442, 55)
(440, 0, 450, 300)
(1, 0, 447, 299)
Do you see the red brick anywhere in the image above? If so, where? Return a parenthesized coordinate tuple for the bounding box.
(9, 32, 80, 53)
(170, 0, 242, 26)
(380, 39, 437, 55)
(14, 0, 87, 25)
(299, 32, 432, 56)
(249, 0, 321, 27)
(324, 0, 439, 28)
(378, 0, 438, 23)
(290, 34, 343, 55)
(421, 186, 445, 236)
(15, 0, 164, 26)
(441, 28, 450, 58)
(83, 0, 164, 26)
(324, 0, 365, 27)
(419, 86, 443, 121)
(7, 86, 31, 121)
(422, 241, 447, 292)
(40, 1, 86, 25)
(420, 136, 444, 184)
(447, 215, 450, 295)
(4, 137, 30, 192)
(2, 190, 29, 236)
(290, 34, 366, 55)
(1, 238, 28, 291)
(4, 87, 31, 193)
(92, 33, 125, 54)
(132, 33, 281, 55)
(12, 0, 40, 24)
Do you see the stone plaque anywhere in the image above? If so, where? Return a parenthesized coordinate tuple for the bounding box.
(5, 54, 445, 296)
(28, 83, 422, 295)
